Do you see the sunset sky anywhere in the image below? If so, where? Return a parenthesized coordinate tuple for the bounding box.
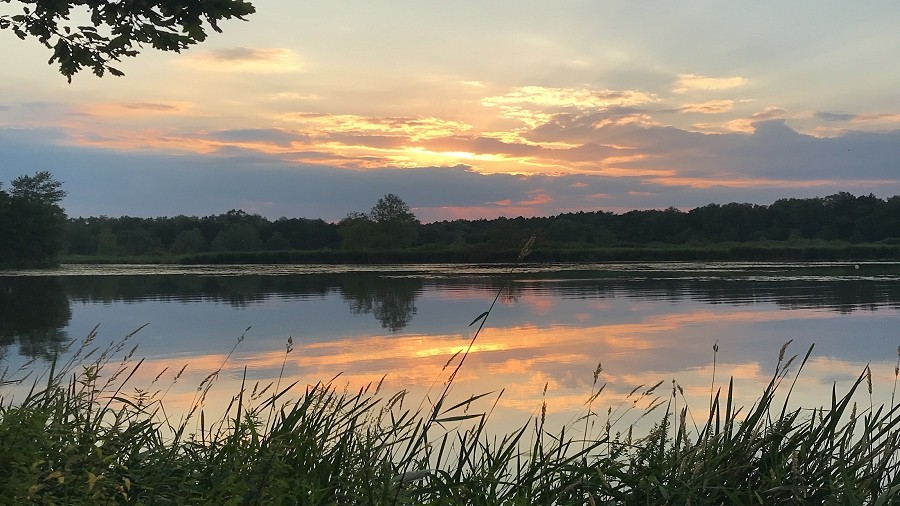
(2, 1, 900, 222)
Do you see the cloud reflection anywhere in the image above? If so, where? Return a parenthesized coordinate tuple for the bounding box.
(120, 303, 897, 437)
(4, 266, 898, 437)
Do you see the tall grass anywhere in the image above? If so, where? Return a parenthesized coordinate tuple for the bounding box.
(3, 331, 900, 504)
(4, 244, 900, 503)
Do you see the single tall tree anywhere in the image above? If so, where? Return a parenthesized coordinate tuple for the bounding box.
(339, 194, 419, 250)
(0, 171, 68, 266)
(370, 193, 419, 248)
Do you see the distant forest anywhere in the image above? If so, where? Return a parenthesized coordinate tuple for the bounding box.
(62, 191, 900, 263)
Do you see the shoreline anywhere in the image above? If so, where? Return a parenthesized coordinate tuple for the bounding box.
(56, 241, 900, 266)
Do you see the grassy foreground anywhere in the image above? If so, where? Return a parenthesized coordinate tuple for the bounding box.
(2, 326, 900, 505)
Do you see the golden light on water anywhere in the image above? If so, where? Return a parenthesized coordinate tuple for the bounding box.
(116, 304, 895, 438)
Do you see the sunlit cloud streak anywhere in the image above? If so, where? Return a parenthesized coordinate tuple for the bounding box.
(679, 99, 734, 114)
(482, 86, 659, 110)
(673, 74, 748, 94)
(179, 47, 303, 73)
(279, 113, 472, 140)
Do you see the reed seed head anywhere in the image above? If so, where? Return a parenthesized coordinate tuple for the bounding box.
(593, 361, 603, 384)
(778, 339, 793, 364)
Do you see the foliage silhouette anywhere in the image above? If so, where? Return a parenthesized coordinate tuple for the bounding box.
(50, 191, 900, 263)
(340, 194, 419, 250)
(0, 171, 68, 267)
(0, 0, 255, 81)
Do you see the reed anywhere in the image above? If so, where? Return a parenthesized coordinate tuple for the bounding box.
(3, 329, 900, 504)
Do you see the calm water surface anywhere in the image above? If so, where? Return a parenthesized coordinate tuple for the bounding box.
(3, 262, 900, 433)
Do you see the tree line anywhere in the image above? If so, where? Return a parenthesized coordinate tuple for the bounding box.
(58, 191, 900, 259)
(4, 172, 900, 267)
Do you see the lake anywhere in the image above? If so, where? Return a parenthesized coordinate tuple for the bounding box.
(3, 261, 900, 436)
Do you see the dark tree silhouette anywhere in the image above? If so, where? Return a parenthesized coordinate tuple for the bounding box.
(0, 171, 68, 267)
(371, 193, 419, 248)
(339, 194, 419, 250)
(0, 0, 255, 81)
(56, 191, 900, 262)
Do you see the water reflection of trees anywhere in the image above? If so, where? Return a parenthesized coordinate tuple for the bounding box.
(340, 275, 422, 332)
(55, 273, 425, 331)
(0, 277, 71, 360)
(532, 277, 900, 313)
(62, 275, 335, 307)
(48, 271, 900, 320)
(4, 269, 900, 361)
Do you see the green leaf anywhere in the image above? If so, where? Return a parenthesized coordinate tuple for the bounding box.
(440, 390, 496, 415)
(435, 413, 483, 423)
(468, 311, 489, 327)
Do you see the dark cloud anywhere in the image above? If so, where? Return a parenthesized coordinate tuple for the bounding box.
(205, 47, 276, 62)
(815, 111, 856, 122)
(556, 143, 632, 163)
(205, 128, 310, 147)
(711, 120, 900, 180)
(325, 133, 408, 149)
(526, 109, 649, 144)
(525, 111, 900, 182)
(420, 136, 545, 157)
(530, 116, 707, 159)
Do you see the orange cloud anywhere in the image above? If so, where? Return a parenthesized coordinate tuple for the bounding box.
(851, 113, 900, 127)
(679, 99, 735, 114)
(484, 86, 658, 110)
(67, 126, 307, 157)
(81, 101, 194, 118)
(279, 113, 472, 141)
(518, 192, 552, 205)
(180, 47, 303, 73)
(480, 87, 658, 135)
(724, 107, 788, 133)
